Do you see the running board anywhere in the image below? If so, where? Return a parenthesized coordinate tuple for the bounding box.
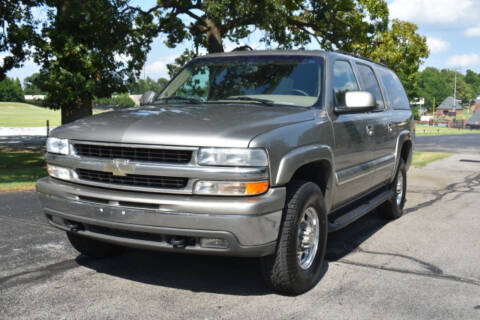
(328, 189, 394, 232)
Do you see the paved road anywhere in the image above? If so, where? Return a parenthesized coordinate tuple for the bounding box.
(1, 155, 480, 319)
(416, 134, 480, 154)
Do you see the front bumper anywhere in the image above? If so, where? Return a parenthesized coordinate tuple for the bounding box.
(36, 177, 286, 257)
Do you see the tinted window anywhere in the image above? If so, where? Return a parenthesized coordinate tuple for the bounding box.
(158, 56, 323, 107)
(333, 61, 359, 106)
(356, 64, 384, 110)
(379, 68, 410, 110)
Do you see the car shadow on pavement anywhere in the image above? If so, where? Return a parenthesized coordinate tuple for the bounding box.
(326, 208, 390, 261)
(75, 209, 388, 296)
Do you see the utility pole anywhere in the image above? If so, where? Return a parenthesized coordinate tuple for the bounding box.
(453, 69, 457, 122)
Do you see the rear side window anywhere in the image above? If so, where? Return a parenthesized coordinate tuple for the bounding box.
(356, 64, 385, 110)
(378, 68, 410, 110)
(332, 60, 359, 106)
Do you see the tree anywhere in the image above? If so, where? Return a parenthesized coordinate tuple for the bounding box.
(128, 76, 168, 94)
(23, 73, 45, 95)
(19, 0, 158, 124)
(0, 77, 24, 102)
(465, 69, 480, 98)
(148, 0, 389, 54)
(416, 67, 480, 112)
(0, 0, 38, 81)
(356, 20, 429, 99)
(150, 2, 426, 100)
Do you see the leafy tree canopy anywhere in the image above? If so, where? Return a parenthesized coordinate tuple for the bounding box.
(0, 0, 37, 81)
(147, 0, 389, 54)
(416, 67, 480, 112)
(0, 77, 24, 102)
(1, 0, 429, 123)
(128, 76, 168, 94)
(1, 0, 158, 124)
(23, 73, 45, 95)
(355, 20, 429, 99)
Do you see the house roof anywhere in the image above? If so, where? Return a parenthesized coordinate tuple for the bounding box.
(467, 110, 480, 125)
(437, 96, 463, 110)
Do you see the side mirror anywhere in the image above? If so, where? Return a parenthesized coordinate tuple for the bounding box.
(140, 90, 159, 106)
(335, 91, 376, 113)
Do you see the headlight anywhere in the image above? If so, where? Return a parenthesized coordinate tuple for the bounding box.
(197, 148, 268, 167)
(194, 180, 269, 196)
(46, 137, 69, 155)
(46, 164, 72, 181)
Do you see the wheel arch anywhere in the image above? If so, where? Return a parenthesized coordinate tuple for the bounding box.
(392, 130, 413, 182)
(274, 145, 335, 210)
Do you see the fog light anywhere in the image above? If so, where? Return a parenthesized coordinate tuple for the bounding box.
(46, 164, 71, 181)
(200, 238, 229, 249)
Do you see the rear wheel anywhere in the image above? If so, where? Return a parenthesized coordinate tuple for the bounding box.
(381, 159, 407, 219)
(261, 180, 327, 295)
(67, 232, 125, 258)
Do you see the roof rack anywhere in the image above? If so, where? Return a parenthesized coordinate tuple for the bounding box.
(334, 50, 387, 67)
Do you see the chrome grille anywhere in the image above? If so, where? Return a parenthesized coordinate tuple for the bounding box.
(75, 169, 188, 189)
(73, 144, 192, 164)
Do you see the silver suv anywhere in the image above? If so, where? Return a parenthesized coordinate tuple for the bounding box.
(37, 50, 414, 294)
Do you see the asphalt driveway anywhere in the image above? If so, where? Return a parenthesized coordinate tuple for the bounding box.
(1, 154, 480, 319)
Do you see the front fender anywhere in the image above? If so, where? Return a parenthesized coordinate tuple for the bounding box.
(274, 144, 335, 186)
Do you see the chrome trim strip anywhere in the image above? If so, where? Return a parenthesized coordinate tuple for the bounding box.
(336, 153, 395, 186)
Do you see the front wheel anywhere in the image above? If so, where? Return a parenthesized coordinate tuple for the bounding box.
(261, 181, 328, 295)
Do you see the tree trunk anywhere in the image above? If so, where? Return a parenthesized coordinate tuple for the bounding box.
(61, 98, 92, 124)
(206, 19, 224, 53)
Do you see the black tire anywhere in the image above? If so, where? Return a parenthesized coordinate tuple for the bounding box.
(381, 159, 407, 219)
(67, 232, 125, 258)
(261, 180, 328, 295)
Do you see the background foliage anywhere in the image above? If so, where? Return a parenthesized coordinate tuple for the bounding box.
(0, 77, 24, 102)
(1, 0, 430, 123)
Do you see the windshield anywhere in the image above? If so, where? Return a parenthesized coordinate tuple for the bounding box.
(156, 55, 323, 107)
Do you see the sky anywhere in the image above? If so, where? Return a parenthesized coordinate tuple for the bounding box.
(4, 0, 480, 83)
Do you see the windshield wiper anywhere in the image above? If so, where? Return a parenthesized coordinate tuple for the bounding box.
(217, 96, 275, 106)
(157, 96, 204, 104)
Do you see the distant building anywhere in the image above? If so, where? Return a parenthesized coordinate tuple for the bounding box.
(24, 94, 46, 101)
(436, 96, 463, 115)
(467, 109, 480, 129)
(475, 97, 480, 112)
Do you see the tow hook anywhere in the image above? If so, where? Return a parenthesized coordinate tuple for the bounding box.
(64, 220, 83, 233)
(170, 237, 187, 249)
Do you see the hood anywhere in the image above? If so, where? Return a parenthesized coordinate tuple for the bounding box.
(51, 104, 314, 148)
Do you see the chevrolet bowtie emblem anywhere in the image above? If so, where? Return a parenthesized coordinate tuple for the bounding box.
(105, 159, 136, 176)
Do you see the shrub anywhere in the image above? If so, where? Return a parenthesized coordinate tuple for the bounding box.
(0, 77, 24, 102)
(93, 93, 135, 108)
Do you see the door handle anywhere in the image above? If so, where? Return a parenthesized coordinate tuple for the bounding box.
(366, 124, 374, 136)
(387, 122, 393, 133)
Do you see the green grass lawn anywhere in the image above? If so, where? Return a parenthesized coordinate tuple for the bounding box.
(0, 102, 61, 127)
(415, 124, 480, 136)
(412, 152, 452, 167)
(0, 102, 107, 127)
(0, 147, 47, 192)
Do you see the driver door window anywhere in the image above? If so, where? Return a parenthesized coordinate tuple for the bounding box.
(356, 63, 385, 111)
(333, 61, 359, 106)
